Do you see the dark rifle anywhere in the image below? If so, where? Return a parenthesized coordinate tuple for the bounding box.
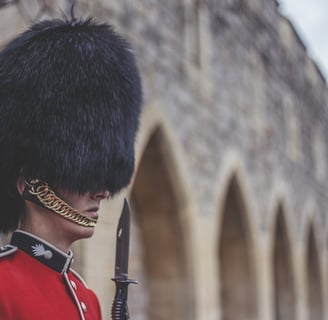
(111, 199, 137, 320)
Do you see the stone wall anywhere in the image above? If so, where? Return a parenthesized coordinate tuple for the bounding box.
(0, 1, 327, 319)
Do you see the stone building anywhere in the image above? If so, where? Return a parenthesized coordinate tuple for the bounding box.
(0, 0, 327, 319)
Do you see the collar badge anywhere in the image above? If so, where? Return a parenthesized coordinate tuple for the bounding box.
(32, 243, 53, 260)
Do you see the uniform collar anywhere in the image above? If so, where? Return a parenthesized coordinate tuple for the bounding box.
(10, 230, 74, 274)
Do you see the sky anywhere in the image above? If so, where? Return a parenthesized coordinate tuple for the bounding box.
(278, 0, 328, 81)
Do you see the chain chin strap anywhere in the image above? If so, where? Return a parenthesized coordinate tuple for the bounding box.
(25, 179, 98, 227)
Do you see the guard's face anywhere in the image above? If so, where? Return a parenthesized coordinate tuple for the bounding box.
(16, 189, 111, 252)
(17, 177, 111, 249)
(55, 188, 110, 222)
(43, 188, 110, 245)
(53, 190, 109, 243)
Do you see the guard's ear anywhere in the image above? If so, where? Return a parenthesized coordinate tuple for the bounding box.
(16, 176, 26, 196)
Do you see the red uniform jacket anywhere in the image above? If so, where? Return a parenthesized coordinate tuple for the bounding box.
(0, 230, 102, 320)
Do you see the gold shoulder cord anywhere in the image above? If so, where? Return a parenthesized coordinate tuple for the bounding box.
(25, 179, 97, 227)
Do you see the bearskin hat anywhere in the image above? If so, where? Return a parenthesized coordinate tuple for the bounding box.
(0, 18, 142, 232)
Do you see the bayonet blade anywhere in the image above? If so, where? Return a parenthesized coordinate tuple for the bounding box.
(111, 199, 137, 320)
(114, 199, 130, 279)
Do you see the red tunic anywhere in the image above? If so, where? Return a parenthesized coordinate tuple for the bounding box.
(0, 230, 102, 320)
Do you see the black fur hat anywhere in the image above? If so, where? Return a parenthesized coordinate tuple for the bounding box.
(0, 18, 142, 232)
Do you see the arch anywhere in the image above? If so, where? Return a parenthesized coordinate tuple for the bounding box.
(218, 174, 258, 320)
(300, 200, 324, 248)
(272, 205, 296, 320)
(129, 126, 194, 320)
(306, 224, 323, 319)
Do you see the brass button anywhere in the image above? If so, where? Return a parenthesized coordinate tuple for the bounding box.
(70, 280, 77, 290)
(81, 302, 87, 313)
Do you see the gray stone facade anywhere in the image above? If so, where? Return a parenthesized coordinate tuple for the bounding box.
(0, 1, 327, 319)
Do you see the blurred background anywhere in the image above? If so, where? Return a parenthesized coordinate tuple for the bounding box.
(0, 1, 327, 319)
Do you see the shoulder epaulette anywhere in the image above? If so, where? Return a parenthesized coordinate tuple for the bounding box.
(0, 244, 17, 258)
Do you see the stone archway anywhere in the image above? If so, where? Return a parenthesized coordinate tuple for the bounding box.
(129, 127, 193, 320)
(273, 207, 296, 320)
(306, 225, 323, 320)
(218, 176, 257, 320)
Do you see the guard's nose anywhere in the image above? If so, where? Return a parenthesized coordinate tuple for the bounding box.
(91, 190, 110, 201)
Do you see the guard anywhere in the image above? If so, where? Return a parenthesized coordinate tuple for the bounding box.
(0, 16, 142, 320)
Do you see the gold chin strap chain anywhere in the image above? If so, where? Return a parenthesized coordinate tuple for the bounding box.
(25, 179, 97, 227)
